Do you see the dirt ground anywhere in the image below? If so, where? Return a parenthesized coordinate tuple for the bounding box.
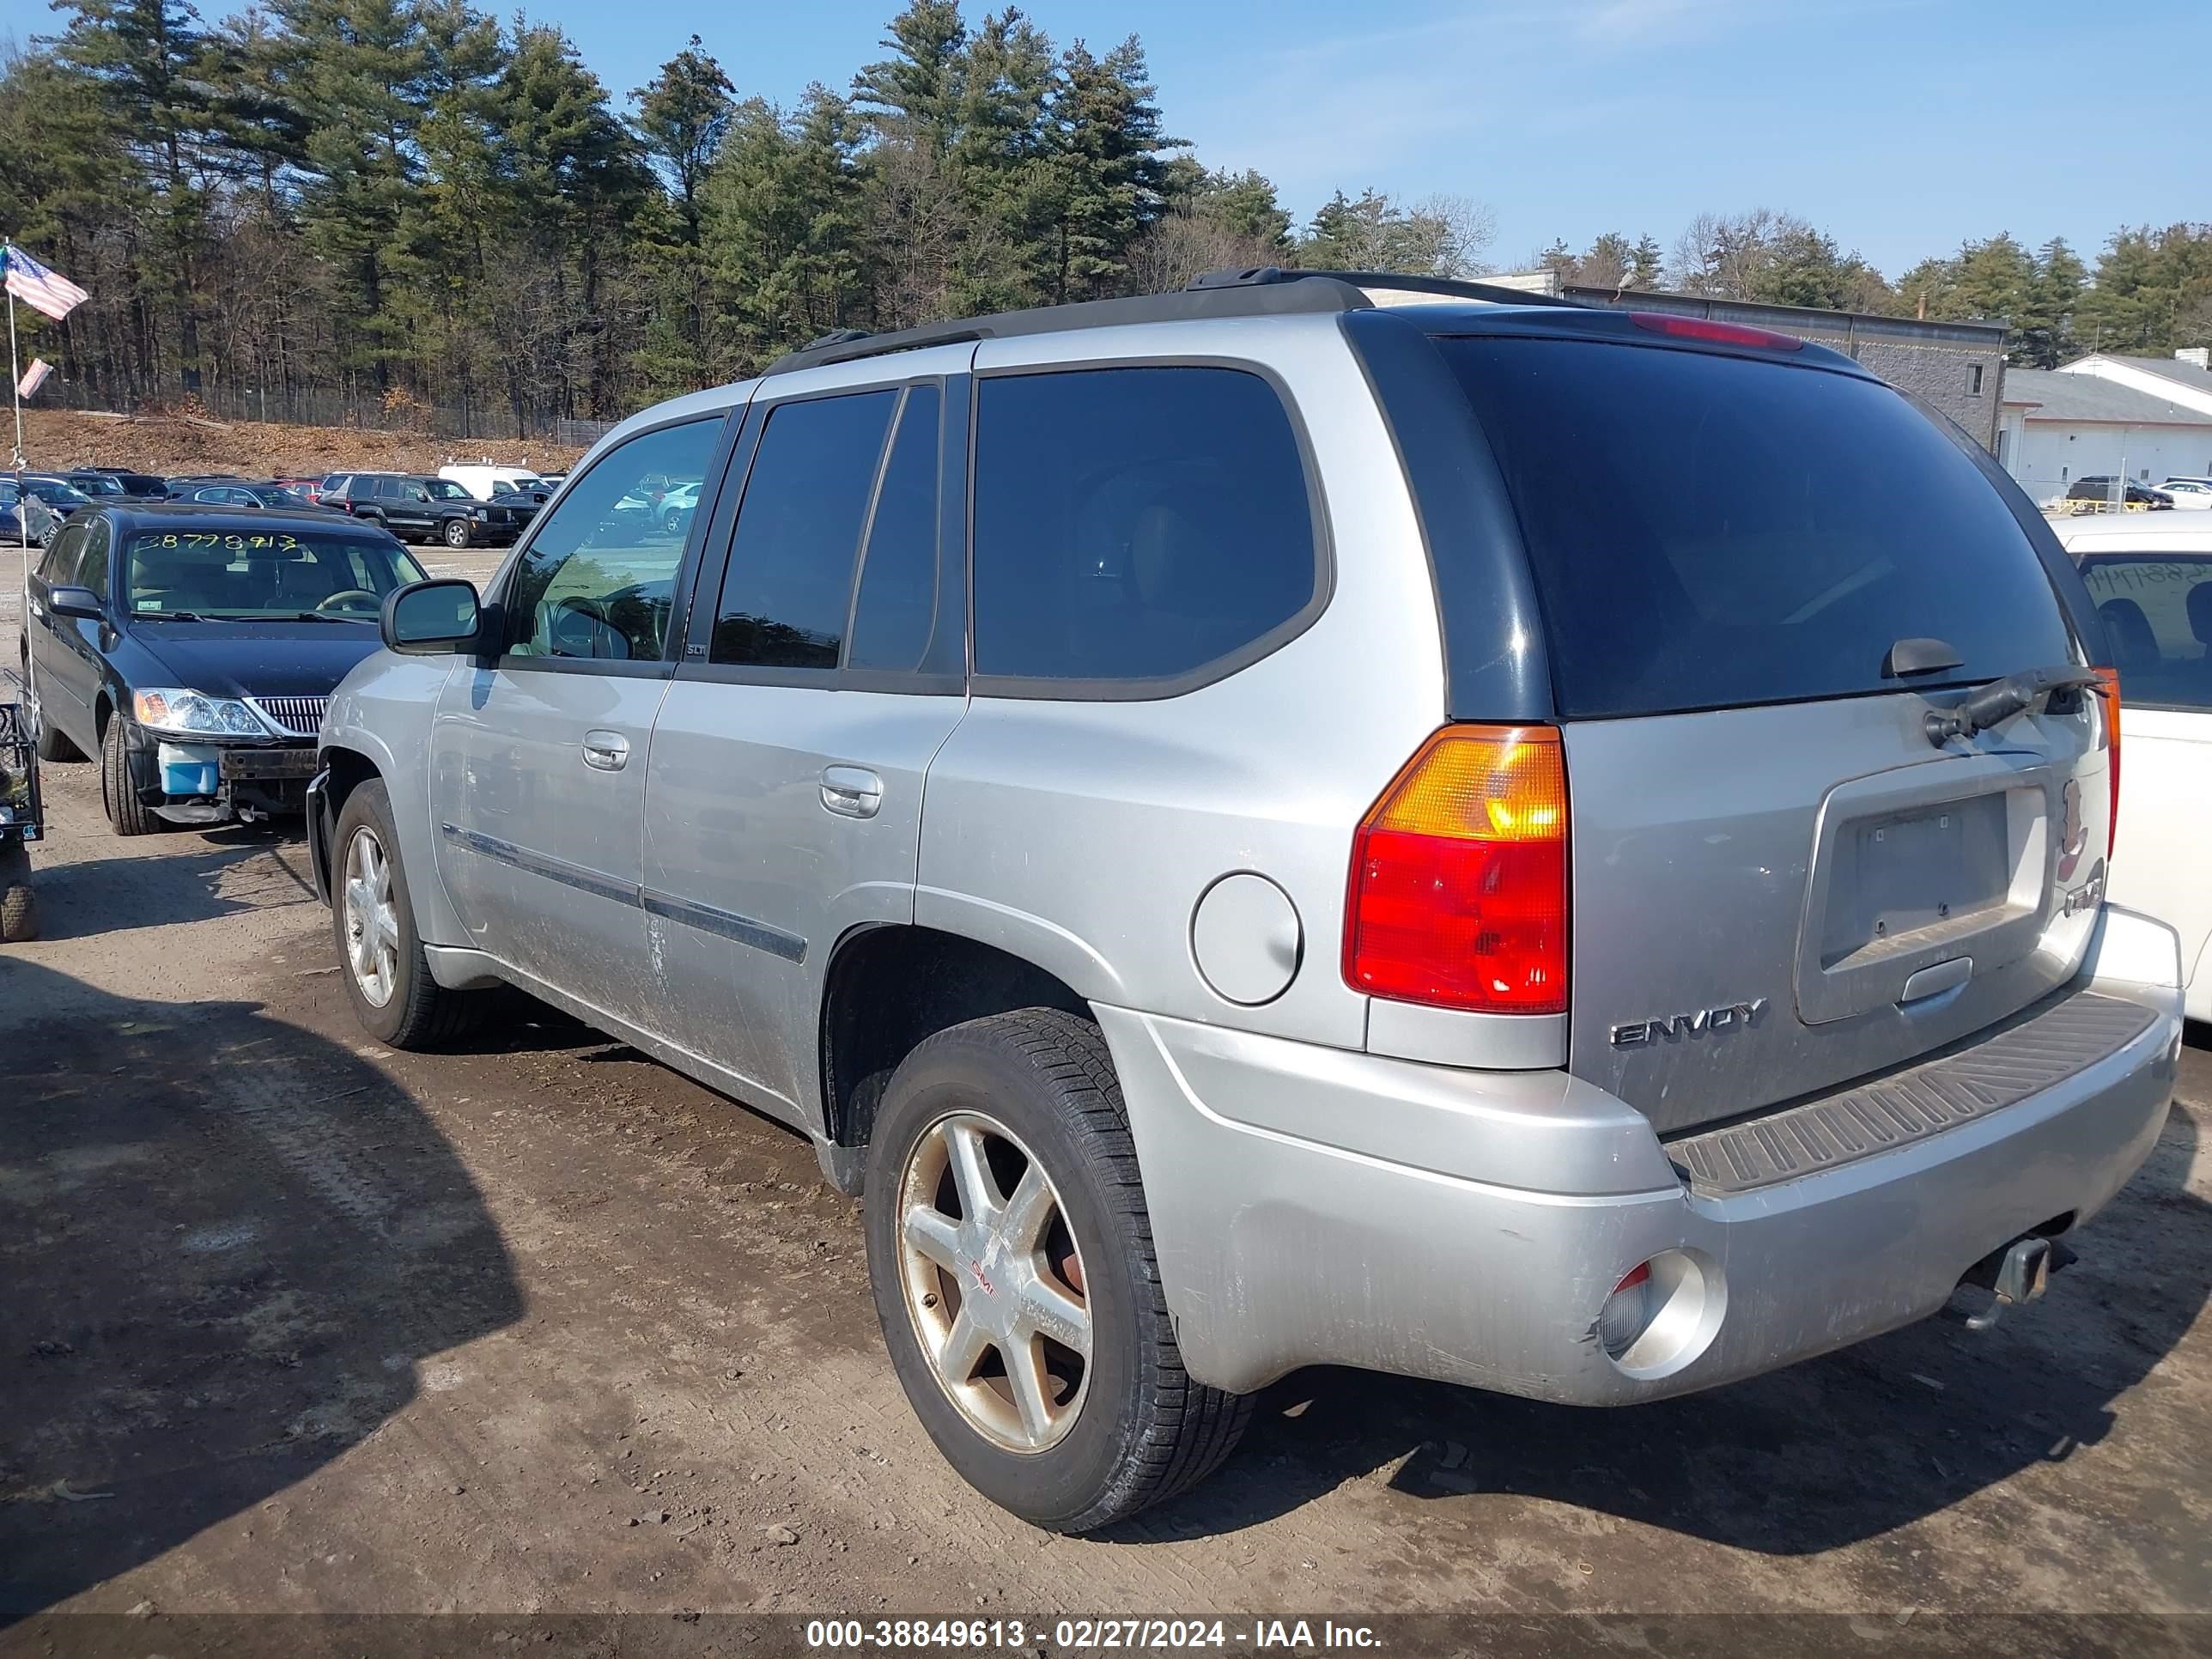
(1, 623, 2208, 1647)
(14, 407, 583, 485)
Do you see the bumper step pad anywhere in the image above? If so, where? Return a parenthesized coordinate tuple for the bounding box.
(1664, 991, 2158, 1196)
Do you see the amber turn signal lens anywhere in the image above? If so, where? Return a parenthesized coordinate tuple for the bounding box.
(1344, 726, 1570, 1015)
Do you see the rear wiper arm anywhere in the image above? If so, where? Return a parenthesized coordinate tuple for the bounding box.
(1924, 664, 2100, 748)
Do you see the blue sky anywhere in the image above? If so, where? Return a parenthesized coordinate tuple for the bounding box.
(5, 0, 2207, 276)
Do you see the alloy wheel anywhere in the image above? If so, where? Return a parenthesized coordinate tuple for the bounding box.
(896, 1109, 1093, 1453)
(342, 825, 401, 1008)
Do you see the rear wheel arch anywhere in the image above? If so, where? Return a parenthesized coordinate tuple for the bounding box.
(818, 923, 1091, 1186)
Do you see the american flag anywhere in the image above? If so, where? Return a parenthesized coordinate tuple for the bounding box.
(3, 244, 88, 322)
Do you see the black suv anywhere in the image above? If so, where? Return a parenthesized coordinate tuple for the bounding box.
(2066, 476, 2173, 509)
(324, 471, 536, 548)
(67, 468, 167, 500)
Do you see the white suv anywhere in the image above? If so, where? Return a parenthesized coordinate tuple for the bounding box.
(2056, 511, 2212, 1021)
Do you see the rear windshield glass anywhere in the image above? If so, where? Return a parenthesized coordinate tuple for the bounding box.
(1439, 337, 2074, 718)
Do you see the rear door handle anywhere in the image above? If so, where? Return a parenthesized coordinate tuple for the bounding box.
(820, 765, 884, 819)
(580, 729, 629, 771)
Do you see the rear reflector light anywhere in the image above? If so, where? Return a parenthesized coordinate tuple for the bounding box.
(2094, 666, 2121, 854)
(1630, 312, 1804, 352)
(1598, 1262, 1656, 1359)
(1344, 725, 1569, 1014)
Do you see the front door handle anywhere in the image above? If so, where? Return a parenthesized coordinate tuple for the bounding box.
(820, 765, 884, 819)
(580, 729, 630, 771)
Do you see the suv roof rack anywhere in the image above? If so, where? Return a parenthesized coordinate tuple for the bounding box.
(764, 277, 1371, 377)
(763, 267, 1579, 377)
(1187, 266, 1588, 311)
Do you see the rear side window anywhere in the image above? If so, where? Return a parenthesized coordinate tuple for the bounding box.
(1440, 338, 2075, 718)
(2079, 553, 2212, 712)
(710, 390, 897, 669)
(971, 367, 1318, 685)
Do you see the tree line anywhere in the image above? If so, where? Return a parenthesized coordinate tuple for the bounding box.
(2, 0, 2207, 439)
(1537, 211, 2210, 370)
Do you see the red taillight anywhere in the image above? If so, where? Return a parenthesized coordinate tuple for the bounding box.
(1344, 725, 1570, 1014)
(1630, 312, 1803, 352)
(2094, 666, 2121, 854)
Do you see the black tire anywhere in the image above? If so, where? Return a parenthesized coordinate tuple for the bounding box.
(441, 517, 472, 549)
(330, 778, 486, 1048)
(0, 841, 35, 943)
(100, 717, 161, 836)
(863, 1007, 1251, 1533)
(33, 702, 82, 763)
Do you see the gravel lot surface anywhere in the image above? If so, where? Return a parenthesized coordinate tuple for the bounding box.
(2, 599, 2207, 1649)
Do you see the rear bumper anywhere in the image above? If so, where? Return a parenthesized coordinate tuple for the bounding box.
(1103, 905, 2183, 1402)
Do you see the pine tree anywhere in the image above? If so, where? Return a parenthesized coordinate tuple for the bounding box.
(50, 0, 224, 390)
(852, 0, 967, 159)
(1628, 234, 1662, 289)
(1040, 36, 1176, 302)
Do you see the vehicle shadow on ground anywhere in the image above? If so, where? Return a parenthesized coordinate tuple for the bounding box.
(24, 819, 319, 943)
(1121, 1099, 2209, 1554)
(0, 957, 524, 1621)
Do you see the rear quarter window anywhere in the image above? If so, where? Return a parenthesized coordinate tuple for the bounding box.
(969, 366, 1321, 690)
(1439, 337, 2075, 718)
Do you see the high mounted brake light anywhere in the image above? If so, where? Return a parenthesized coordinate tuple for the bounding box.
(1630, 313, 1804, 352)
(1344, 726, 1569, 1015)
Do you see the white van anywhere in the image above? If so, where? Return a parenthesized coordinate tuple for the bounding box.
(2057, 512, 2212, 1021)
(438, 464, 547, 502)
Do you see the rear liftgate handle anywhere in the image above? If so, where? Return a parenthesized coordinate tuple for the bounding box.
(580, 729, 629, 772)
(820, 765, 883, 820)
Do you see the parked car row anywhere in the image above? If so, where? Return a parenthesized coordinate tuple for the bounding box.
(7, 465, 551, 552)
(2051, 474, 2212, 514)
(15, 272, 2203, 1540)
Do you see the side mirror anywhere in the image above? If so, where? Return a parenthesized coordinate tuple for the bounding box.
(381, 579, 483, 655)
(47, 585, 103, 622)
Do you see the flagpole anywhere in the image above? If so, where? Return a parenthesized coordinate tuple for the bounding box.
(8, 242, 33, 714)
(6, 243, 23, 466)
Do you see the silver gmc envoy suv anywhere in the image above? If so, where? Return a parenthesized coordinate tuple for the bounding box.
(309, 270, 2184, 1532)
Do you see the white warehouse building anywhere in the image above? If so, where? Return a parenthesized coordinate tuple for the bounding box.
(1999, 350, 2212, 504)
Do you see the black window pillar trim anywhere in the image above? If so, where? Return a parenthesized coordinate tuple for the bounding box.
(1337, 307, 1556, 726)
(674, 366, 971, 696)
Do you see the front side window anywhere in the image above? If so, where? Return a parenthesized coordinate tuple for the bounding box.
(970, 367, 1319, 684)
(709, 390, 897, 670)
(76, 520, 111, 598)
(2079, 553, 2212, 712)
(504, 417, 724, 663)
(40, 523, 86, 585)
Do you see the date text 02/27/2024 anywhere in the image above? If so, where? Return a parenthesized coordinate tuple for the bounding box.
(804, 1618, 1382, 1650)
